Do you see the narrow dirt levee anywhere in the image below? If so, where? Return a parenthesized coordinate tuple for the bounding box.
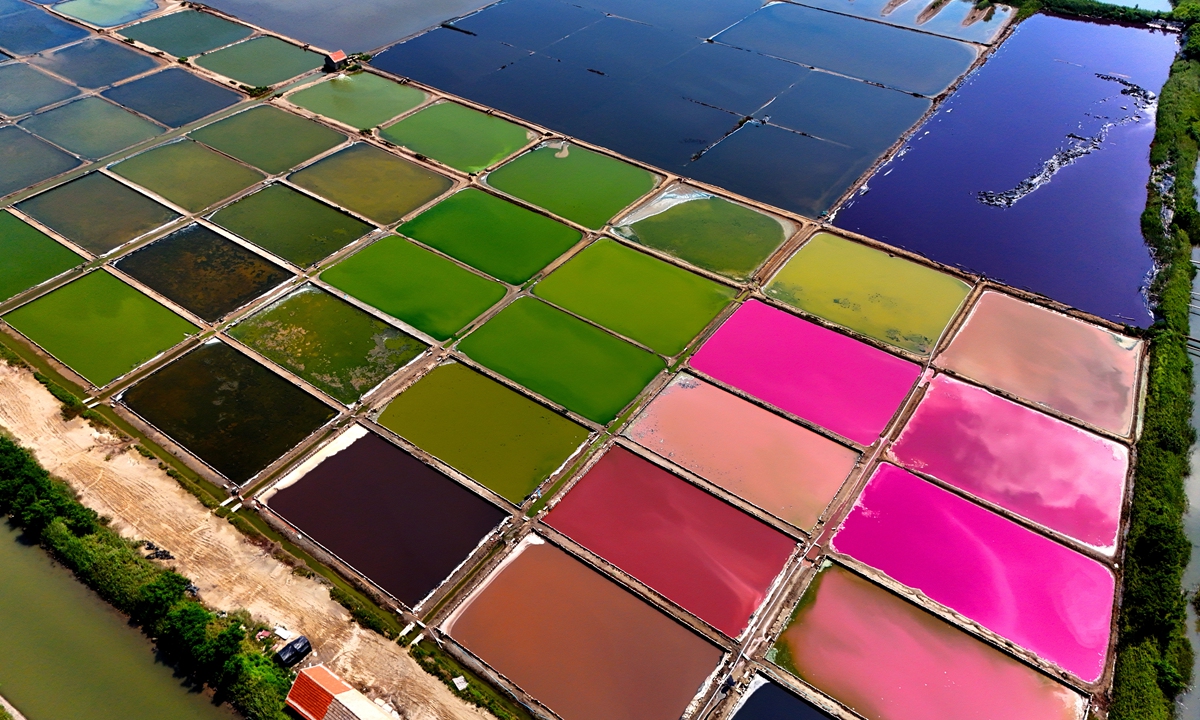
(0, 362, 489, 720)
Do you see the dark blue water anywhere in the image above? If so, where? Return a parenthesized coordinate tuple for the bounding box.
(0, 7, 89, 56)
(732, 679, 833, 720)
(103, 68, 240, 127)
(31, 37, 161, 89)
(835, 15, 1177, 326)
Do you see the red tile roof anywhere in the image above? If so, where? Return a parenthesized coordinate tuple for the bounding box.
(287, 665, 350, 720)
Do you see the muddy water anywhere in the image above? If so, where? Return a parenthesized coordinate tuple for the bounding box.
(112, 139, 264, 213)
(194, 36, 321, 87)
(289, 72, 426, 131)
(935, 291, 1141, 436)
(20, 96, 164, 160)
(624, 374, 858, 531)
(889, 374, 1128, 553)
(0, 211, 81, 302)
(443, 538, 723, 720)
(102, 68, 240, 128)
(835, 16, 1176, 326)
(772, 565, 1085, 720)
(832, 464, 1115, 682)
(119, 10, 252, 58)
(267, 428, 506, 607)
(191, 105, 346, 174)
(121, 339, 336, 484)
(690, 300, 920, 445)
(546, 446, 795, 636)
(381, 101, 532, 173)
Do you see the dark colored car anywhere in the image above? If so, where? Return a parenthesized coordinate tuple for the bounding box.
(275, 635, 312, 667)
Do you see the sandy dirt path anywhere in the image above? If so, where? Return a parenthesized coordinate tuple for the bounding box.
(0, 362, 488, 720)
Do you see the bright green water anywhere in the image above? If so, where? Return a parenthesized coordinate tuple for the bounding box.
(191, 105, 345, 174)
(0, 63, 78, 117)
(321, 235, 505, 340)
(0, 211, 81, 302)
(381, 101, 531, 173)
(377, 362, 590, 503)
(534, 238, 734, 356)
(195, 36, 322, 87)
(0, 125, 81, 198)
(17, 172, 178, 256)
(21, 96, 164, 160)
(289, 72, 425, 130)
(486, 144, 657, 230)
(0, 523, 236, 720)
(289, 142, 451, 224)
(3, 270, 197, 386)
(228, 284, 427, 404)
(398, 188, 581, 285)
(120, 10, 252, 57)
(210, 183, 371, 267)
(112, 139, 264, 212)
(458, 296, 664, 424)
(615, 192, 789, 281)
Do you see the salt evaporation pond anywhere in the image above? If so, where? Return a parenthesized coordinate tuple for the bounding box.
(266, 426, 507, 608)
(835, 15, 1177, 326)
(20, 96, 163, 160)
(119, 9, 253, 58)
(731, 677, 833, 720)
(0, 211, 82, 302)
(889, 373, 1129, 553)
(101, 68, 241, 128)
(0, 63, 78, 117)
(625, 373, 859, 531)
(288, 72, 426, 131)
(443, 537, 723, 720)
(191, 105, 346, 175)
(112, 139, 265, 213)
(546, 446, 795, 636)
(381, 101, 532, 174)
(832, 464, 1116, 681)
(690, 300, 920, 445)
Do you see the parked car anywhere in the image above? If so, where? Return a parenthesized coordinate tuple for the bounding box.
(275, 635, 312, 667)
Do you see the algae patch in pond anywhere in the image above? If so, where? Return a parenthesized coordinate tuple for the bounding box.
(228, 284, 427, 404)
(0, 211, 82, 302)
(122, 340, 336, 484)
(17, 172, 179, 255)
(289, 142, 451, 224)
(398, 188, 581, 285)
(191, 105, 346, 174)
(458, 297, 665, 424)
(3, 270, 197, 386)
(378, 362, 590, 504)
(112, 139, 265, 212)
(0, 63, 78, 117)
(20, 96, 164, 160)
(210, 183, 372, 267)
(487, 143, 657, 229)
(195, 36, 322, 87)
(115, 223, 292, 322)
(288, 72, 426, 130)
(381, 101, 532, 173)
(614, 187, 791, 281)
(321, 235, 506, 341)
(119, 10, 253, 57)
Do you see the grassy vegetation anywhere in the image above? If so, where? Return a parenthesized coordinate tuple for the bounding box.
(986, 0, 1169, 21)
(0, 436, 293, 720)
(409, 639, 534, 720)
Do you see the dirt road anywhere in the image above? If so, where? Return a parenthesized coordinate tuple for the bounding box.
(0, 362, 488, 720)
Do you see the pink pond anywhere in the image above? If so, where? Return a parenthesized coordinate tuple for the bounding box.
(545, 446, 796, 637)
(889, 374, 1129, 553)
(624, 374, 860, 530)
(935, 291, 1141, 436)
(777, 565, 1085, 720)
(689, 300, 920, 445)
(832, 464, 1116, 681)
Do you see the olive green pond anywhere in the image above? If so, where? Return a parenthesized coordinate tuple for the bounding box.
(191, 105, 346, 175)
(195, 36, 322, 87)
(381, 101, 531, 174)
(112, 139, 264, 213)
(288, 72, 426, 130)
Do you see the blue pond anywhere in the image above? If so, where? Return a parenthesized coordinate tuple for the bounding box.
(103, 68, 241, 127)
(0, 7, 90, 56)
(0, 125, 82, 197)
(31, 37, 161, 89)
(731, 679, 832, 720)
(834, 15, 1177, 326)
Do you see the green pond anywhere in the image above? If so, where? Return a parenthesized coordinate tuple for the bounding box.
(381, 101, 531, 174)
(398, 188, 581, 285)
(377, 361, 590, 504)
(0, 211, 81, 302)
(0, 63, 78, 117)
(209, 183, 371, 267)
(486, 144, 657, 230)
(115, 223, 292, 322)
(53, 0, 157, 28)
(20, 96, 164, 160)
(4, 270, 197, 387)
(122, 339, 336, 484)
(288, 72, 426, 130)
(120, 10, 253, 57)
(191, 105, 346, 175)
(613, 188, 791, 281)
(765, 232, 972, 355)
(288, 142, 451, 224)
(321, 235, 506, 341)
(534, 238, 735, 356)
(457, 297, 665, 425)
(0, 125, 81, 198)
(0, 523, 236, 720)
(112, 139, 265, 212)
(17, 172, 179, 255)
(195, 37, 322, 87)
(228, 284, 427, 404)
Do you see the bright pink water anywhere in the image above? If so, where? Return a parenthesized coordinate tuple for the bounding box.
(689, 300, 920, 445)
(832, 464, 1115, 681)
(889, 374, 1128, 553)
